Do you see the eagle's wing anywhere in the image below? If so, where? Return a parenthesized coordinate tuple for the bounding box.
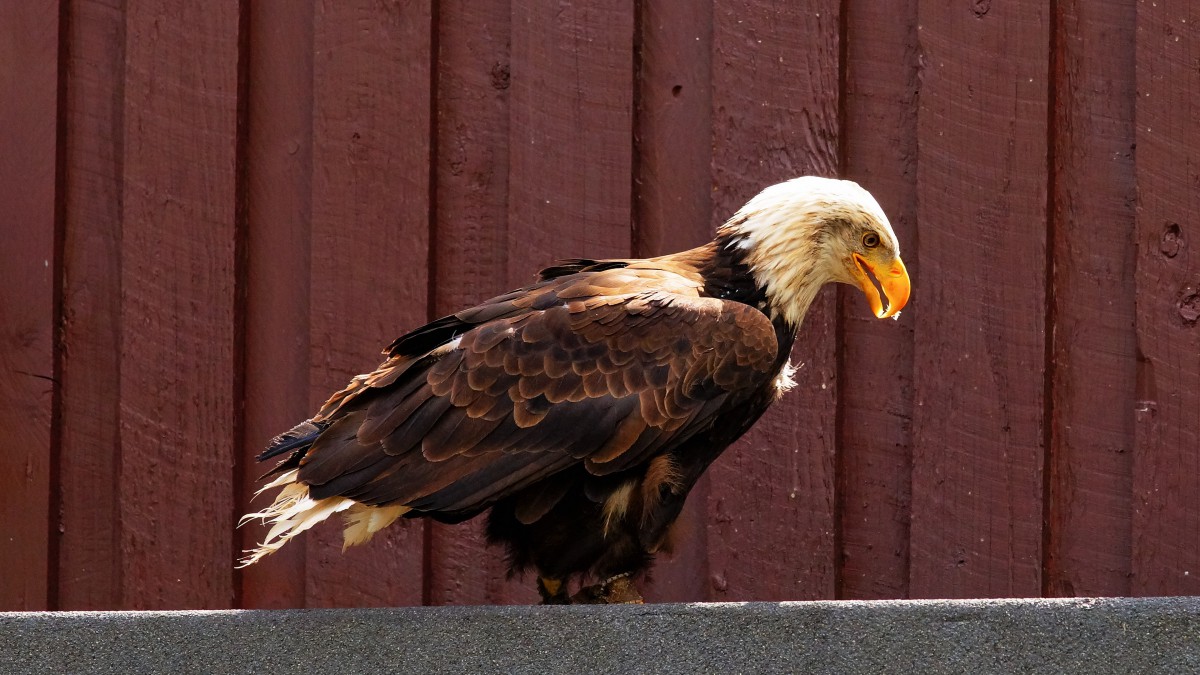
(242, 267, 779, 562)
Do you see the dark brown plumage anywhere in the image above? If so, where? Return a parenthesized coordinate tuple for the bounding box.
(239, 176, 910, 604)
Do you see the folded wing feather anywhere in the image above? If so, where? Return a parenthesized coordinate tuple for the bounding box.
(239, 265, 778, 564)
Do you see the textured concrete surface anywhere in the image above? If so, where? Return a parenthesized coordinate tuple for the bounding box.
(3, 597, 1199, 674)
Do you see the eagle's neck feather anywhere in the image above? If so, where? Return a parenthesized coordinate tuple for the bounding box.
(659, 235, 816, 338)
(696, 238, 768, 309)
(711, 223, 827, 329)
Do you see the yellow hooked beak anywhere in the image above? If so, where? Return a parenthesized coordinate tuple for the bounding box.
(851, 254, 910, 319)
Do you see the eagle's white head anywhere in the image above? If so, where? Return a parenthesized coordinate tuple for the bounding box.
(719, 176, 910, 327)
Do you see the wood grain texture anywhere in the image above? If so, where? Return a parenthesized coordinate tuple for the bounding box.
(238, 1, 313, 609)
(505, 0, 635, 288)
(1045, 0, 1137, 598)
(910, 0, 1050, 598)
(634, 0, 715, 604)
(117, 0, 244, 609)
(838, 0, 918, 600)
(1131, 0, 1200, 597)
(706, 0, 841, 602)
(56, 0, 124, 610)
(305, 0, 432, 608)
(426, 0, 532, 606)
(634, 0, 713, 259)
(0, 1, 60, 611)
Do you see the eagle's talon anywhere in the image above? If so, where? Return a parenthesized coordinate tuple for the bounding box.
(537, 576, 571, 605)
(571, 573, 643, 604)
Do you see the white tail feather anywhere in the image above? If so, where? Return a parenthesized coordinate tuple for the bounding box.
(238, 473, 412, 567)
(237, 476, 352, 567)
(342, 503, 410, 550)
(254, 469, 300, 497)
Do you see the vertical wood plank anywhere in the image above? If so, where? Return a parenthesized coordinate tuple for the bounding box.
(635, 0, 715, 603)
(0, 1, 60, 611)
(838, 0, 918, 600)
(118, 0, 244, 609)
(706, 0, 841, 602)
(305, 0, 432, 608)
(238, 0, 314, 609)
(634, 0, 713, 258)
(505, 0, 634, 287)
(431, 0, 511, 317)
(57, 0, 124, 610)
(1131, 0, 1200, 597)
(426, 0, 532, 606)
(1045, 0, 1137, 598)
(910, 0, 1050, 598)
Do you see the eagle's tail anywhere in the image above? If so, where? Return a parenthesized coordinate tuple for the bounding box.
(236, 470, 411, 567)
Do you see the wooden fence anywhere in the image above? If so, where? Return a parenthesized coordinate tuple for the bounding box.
(1, 0, 1197, 611)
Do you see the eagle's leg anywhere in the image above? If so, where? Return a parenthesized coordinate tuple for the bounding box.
(571, 572, 644, 605)
(536, 576, 571, 605)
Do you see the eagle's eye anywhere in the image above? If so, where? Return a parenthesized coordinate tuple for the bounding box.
(861, 232, 880, 249)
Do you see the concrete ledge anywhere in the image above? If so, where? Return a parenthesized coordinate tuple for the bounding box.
(3, 597, 1199, 674)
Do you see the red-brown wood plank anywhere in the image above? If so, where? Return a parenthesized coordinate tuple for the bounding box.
(0, 1, 60, 611)
(1044, 0, 1137, 598)
(909, 0, 1050, 598)
(425, 0, 531, 606)
(634, 0, 714, 259)
(56, 0, 124, 610)
(706, 0, 842, 602)
(505, 0, 634, 288)
(1131, 0, 1200, 597)
(305, 0, 432, 608)
(238, 1, 314, 609)
(838, 0, 918, 600)
(117, 0, 244, 609)
(634, 0, 715, 603)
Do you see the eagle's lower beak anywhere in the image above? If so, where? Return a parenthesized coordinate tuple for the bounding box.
(852, 254, 910, 319)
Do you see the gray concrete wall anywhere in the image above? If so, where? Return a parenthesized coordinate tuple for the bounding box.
(3, 597, 1199, 674)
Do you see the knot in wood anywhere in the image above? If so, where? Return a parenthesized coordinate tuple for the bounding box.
(1161, 222, 1183, 258)
(1178, 286, 1200, 326)
(490, 62, 511, 90)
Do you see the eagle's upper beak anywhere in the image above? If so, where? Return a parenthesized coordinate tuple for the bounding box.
(851, 254, 910, 319)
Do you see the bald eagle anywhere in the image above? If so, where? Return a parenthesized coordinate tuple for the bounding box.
(239, 176, 910, 604)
